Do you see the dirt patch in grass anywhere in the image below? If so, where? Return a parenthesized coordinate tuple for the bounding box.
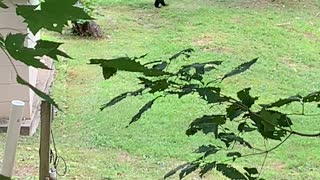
(242, 0, 274, 9)
(206, 46, 235, 54)
(269, 162, 286, 172)
(103, 6, 167, 31)
(281, 56, 297, 70)
(303, 32, 320, 42)
(277, 24, 320, 42)
(231, 16, 246, 24)
(193, 35, 214, 47)
(281, 56, 316, 70)
(14, 163, 37, 178)
(67, 69, 79, 82)
(117, 151, 138, 163)
(230, 0, 319, 10)
(133, 9, 166, 29)
(66, 67, 99, 86)
(230, 0, 282, 9)
(192, 35, 234, 54)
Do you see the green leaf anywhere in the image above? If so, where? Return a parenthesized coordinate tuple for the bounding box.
(4, 33, 50, 69)
(178, 61, 222, 82)
(181, 61, 222, 75)
(200, 162, 216, 177)
(222, 57, 258, 80)
(250, 110, 289, 140)
(216, 163, 247, 179)
(35, 40, 71, 60)
(226, 88, 256, 120)
(152, 61, 168, 71)
(244, 167, 259, 175)
(0, 174, 10, 180)
(132, 53, 148, 60)
(238, 122, 256, 132)
(178, 84, 198, 98)
(90, 57, 146, 71)
(101, 92, 127, 110)
(138, 77, 153, 87)
(259, 110, 279, 131)
(186, 115, 226, 137)
(16, 0, 93, 34)
(169, 48, 194, 60)
(258, 110, 292, 140)
(90, 57, 172, 79)
(226, 103, 244, 120)
(4, 34, 69, 69)
(100, 88, 145, 110)
(0, 0, 8, 8)
(194, 145, 220, 157)
(149, 80, 169, 93)
(179, 163, 200, 179)
(167, 84, 198, 98)
(237, 88, 258, 108)
(249, 112, 264, 131)
(164, 163, 190, 179)
(102, 66, 117, 79)
(260, 109, 293, 128)
(260, 95, 302, 108)
(303, 91, 320, 103)
(218, 133, 252, 148)
(143, 60, 162, 66)
(226, 152, 242, 158)
(16, 75, 60, 111)
(196, 87, 221, 104)
(138, 78, 170, 93)
(128, 96, 161, 125)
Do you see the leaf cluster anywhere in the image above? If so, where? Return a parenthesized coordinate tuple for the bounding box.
(93, 49, 320, 179)
(0, 0, 91, 110)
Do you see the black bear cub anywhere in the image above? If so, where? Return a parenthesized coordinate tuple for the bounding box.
(154, 0, 167, 8)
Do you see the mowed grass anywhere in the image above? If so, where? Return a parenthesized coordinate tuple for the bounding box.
(1, 0, 320, 179)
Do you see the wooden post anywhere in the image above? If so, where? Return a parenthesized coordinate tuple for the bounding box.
(39, 101, 52, 180)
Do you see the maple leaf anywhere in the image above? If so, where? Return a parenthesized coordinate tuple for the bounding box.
(16, 0, 93, 34)
(0, 0, 8, 8)
(35, 40, 71, 60)
(17, 75, 60, 110)
(4, 33, 70, 69)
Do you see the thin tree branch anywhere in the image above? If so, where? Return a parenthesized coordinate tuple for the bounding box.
(287, 113, 320, 117)
(0, 47, 19, 75)
(221, 94, 320, 138)
(258, 152, 268, 178)
(0, 27, 26, 34)
(258, 139, 268, 178)
(243, 133, 292, 158)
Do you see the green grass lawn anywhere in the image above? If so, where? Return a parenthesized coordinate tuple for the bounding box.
(1, 0, 320, 179)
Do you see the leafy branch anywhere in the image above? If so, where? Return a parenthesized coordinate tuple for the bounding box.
(93, 49, 320, 179)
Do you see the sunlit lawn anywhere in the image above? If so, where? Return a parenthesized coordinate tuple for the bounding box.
(1, 0, 320, 179)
